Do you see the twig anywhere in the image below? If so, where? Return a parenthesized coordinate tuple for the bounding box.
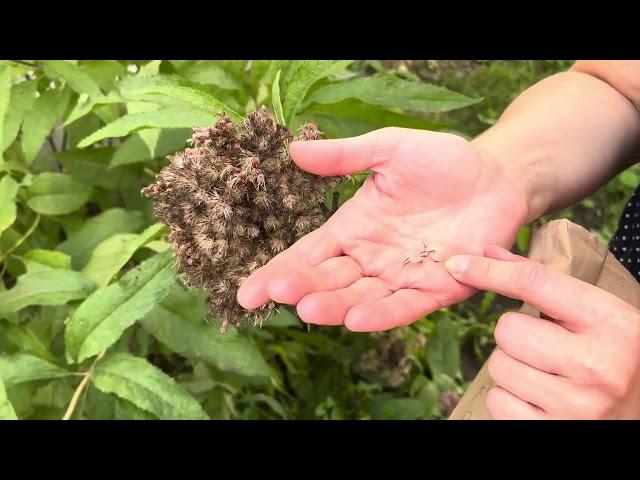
(62, 350, 107, 420)
(0, 214, 41, 264)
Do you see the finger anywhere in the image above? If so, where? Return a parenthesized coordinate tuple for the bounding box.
(267, 256, 362, 305)
(444, 254, 636, 332)
(484, 244, 527, 262)
(486, 386, 548, 420)
(296, 276, 392, 326)
(237, 228, 341, 310)
(493, 312, 578, 377)
(344, 288, 442, 332)
(289, 128, 409, 176)
(488, 349, 573, 413)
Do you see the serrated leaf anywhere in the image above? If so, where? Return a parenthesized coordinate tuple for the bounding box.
(77, 109, 216, 148)
(426, 316, 460, 378)
(0, 269, 96, 316)
(26, 172, 92, 215)
(271, 69, 285, 125)
(118, 74, 243, 121)
(57, 208, 144, 270)
(66, 250, 176, 363)
(140, 285, 274, 379)
(23, 249, 72, 273)
(21, 87, 72, 164)
(82, 223, 165, 287)
(282, 60, 353, 124)
(42, 60, 102, 97)
(304, 73, 482, 113)
(0, 374, 17, 419)
(92, 352, 208, 420)
(0, 353, 70, 388)
(110, 128, 189, 167)
(0, 175, 19, 235)
(3, 79, 37, 153)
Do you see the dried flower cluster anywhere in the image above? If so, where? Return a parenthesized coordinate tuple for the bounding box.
(142, 107, 340, 331)
(355, 331, 427, 388)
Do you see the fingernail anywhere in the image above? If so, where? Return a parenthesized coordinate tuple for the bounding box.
(444, 256, 469, 275)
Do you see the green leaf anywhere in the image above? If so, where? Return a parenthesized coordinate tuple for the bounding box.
(0, 353, 69, 388)
(110, 128, 189, 167)
(3, 79, 37, 154)
(426, 315, 461, 378)
(0, 175, 19, 234)
(2, 322, 59, 363)
(56, 147, 129, 190)
(77, 109, 216, 148)
(140, 285, 274, 379)
(370, 395, 428, 420)
(118, 74, 243, 121)
(304, 73, 482, 113)
(22, 87, 72, 164)
(66, 250, 176, 363)
(26, 172, 92, 216)
(0, 374, 17, 419)
(282, 60, 353, 124)
(298, 99, 446, 132)
(42, 60, 102, 97)
(0, 269, 96, 316)
(64, 91, 123, 127)
(23, 249, 72, 272)
(170, 61, 241, 90)
(92, 352, 208, 420)
(0, 65, 12, 158)
(82, 223, 165, 287)
(57, 208, 145, 270)
(516, 225, 532, 254)
(81, 60, 126, 91)
(271, 69, 285, 125)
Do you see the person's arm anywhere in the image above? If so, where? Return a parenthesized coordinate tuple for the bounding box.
(472, 61, 640, 224)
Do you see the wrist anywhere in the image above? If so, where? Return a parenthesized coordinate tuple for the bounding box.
(471, 127, 555, 224)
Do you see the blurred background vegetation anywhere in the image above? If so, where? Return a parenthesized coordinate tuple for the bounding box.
(1, 59, 636, 420)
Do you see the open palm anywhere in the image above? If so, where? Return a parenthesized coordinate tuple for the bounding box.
(237, 127, 530, 331)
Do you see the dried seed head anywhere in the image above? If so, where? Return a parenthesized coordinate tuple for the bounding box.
(141, 107, 341, 331)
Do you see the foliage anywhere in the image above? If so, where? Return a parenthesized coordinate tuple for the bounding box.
(0, 59, 629, 420)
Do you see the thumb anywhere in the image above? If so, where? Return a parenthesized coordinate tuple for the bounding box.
(289, 128, 404, 176)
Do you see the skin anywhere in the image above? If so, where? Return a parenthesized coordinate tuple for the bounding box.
(237, 60, 640, 418)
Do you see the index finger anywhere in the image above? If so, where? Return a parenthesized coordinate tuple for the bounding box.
(236, 227, 341, 310)
(444, 253, 637, 332)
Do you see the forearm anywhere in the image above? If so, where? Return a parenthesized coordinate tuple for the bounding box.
(472, 66, 640, 223)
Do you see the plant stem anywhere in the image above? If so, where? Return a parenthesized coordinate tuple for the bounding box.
(62, 350, 107, 420)
(0, 213, 41, 264)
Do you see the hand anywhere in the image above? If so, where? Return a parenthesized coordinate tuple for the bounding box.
(237, 127, 530, 331)
(444, 245, 640, 419)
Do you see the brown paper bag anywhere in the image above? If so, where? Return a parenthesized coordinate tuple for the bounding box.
(448, 218, 640, 420)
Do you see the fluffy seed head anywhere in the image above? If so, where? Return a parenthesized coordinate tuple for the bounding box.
(142, 107, 340, 331)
